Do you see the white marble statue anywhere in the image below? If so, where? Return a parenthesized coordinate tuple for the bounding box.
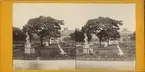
(24, 32, 35, 54)
(83, 33, 93, 54)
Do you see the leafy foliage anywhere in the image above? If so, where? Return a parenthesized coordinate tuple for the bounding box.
(82, 17, 122, 33)
(13, 27, 26, 41)
(70, 29, 92, 42)
(23, 16, 64, 45)
(96, 29, 120, 41)
(82, 17, 123, 46)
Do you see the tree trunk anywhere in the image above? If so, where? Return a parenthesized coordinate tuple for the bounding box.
(40, 36, 43, 46)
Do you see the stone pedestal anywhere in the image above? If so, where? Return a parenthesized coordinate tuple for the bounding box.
(24, 41, 35, 54)
(24, 48, 31, 54)
(25, 48, 35, 54)
(83, 48, 93, 54)
(83, 44, 89, 54)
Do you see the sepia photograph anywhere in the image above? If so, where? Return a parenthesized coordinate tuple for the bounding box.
(13, 3, 136, 70)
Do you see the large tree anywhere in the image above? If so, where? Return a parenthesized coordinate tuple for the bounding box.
(70, 29, 92, 42)
(13, 27, 26, 41)
(23, 16, 64, 46)
(82, 17, 123, 46)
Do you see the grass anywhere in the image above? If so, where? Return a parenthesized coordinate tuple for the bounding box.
(13, 44, 76, 60)
(13, 40, 135, 60)
(76, 41, 135, 61)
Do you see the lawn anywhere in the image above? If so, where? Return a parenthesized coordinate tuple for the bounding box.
(13, 43, 76, 60)
(76, 41, 135, 61)
(13, 40, 135, 60)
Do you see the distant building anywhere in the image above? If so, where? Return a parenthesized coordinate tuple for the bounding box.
(120, 28, 133, 37)
(61, 28, 74, 38)
(119, 28, 133, 42)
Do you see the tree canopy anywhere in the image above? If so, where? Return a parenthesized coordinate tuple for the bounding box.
(81, 17, 123, 46)
(82, 17, 122, 33)
(23, 16, 64, 45)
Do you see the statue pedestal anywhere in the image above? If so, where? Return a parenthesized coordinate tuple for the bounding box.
(25, 48, 31, 54)
(24, 43, 35, 54)
(25, 48, 35, 54)
(83, 44, 93, 54)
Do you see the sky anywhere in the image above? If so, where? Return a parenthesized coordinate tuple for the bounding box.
(13, 3, 135, 31)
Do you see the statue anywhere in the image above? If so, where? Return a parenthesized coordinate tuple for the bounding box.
(24, 32, 35, 54)
(83, 33, 93, 54)
(25, 32, 31, 47)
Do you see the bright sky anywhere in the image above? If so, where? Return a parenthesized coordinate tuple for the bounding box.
(13, 3, 135, 31)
